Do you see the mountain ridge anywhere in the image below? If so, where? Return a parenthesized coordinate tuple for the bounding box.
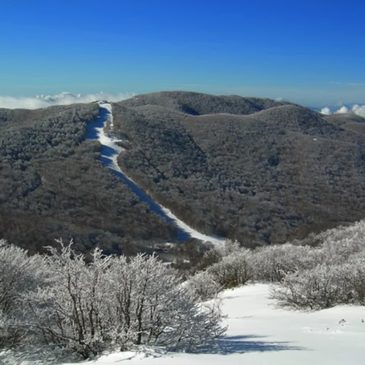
(1, 91, 365, 253)
(112, 92, 365, 246)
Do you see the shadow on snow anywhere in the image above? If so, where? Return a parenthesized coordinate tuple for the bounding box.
(193, 335, 304, 355)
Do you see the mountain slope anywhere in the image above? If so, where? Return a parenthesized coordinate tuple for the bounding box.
(112, 93, 365, 246)
(0, 103, 177, 254)
(2, 92, 365, 252)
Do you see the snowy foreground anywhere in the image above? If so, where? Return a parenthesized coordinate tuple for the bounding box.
(60, 284, 365, 365)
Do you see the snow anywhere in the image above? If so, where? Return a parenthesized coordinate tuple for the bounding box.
(159, 204, 225, 245)
(2, 284, 364, 364)
(61, 283, 365, 365)
(93, 102, 225, 245)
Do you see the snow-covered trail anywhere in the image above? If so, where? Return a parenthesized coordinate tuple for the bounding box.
(66, 284, 365, 365)
(86, 102, 225, 245)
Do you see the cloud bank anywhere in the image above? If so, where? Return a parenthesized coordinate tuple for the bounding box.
(0, 92, 134, 110)
(320, 107, 331, 115)
(2, 92, 364, 120)
(320, 104, 365, 118)
(352, 104, 365, 118)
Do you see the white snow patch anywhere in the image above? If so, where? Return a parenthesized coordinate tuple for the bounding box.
(60, 283, 365, 365)
(3, 284, 364, 364)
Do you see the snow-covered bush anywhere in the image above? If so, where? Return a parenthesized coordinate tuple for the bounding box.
(269, 222, 365, 310)
(26, 243, 112, 358)
(320, 221, 365, 264)
(339, 252, 365, 304)
(214, 240, 242, 257)
(250, 243, 321, 282)
(25, 242, 224, 358)
(0, 240, 47, 347)
(187, 271, 222, 301)
(0, 312, 22, 348)
(0, 240, 46, 314)
(206, 249, 252, 288)
(272, 264, 350, 309)
(107, 254, 224, 351)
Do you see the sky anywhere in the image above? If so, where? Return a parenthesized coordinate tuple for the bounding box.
(0, 0, 364, 107)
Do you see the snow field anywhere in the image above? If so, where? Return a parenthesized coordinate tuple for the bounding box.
(67, 284, 365, 365)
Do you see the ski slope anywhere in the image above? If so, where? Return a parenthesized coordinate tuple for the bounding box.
(64, 283, 365, 365)
(86, 102, 225, 245)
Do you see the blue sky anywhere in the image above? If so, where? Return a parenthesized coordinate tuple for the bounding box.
(0, 0, 364, 106)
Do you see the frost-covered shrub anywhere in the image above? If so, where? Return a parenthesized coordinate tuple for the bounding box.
(0, 240, 46, 347)
(206, 250, 252, 288)
(340, 252, 365, 304)
(0, 240, 46, 314)
(107, 254, 224, 351)
(187, 271, 221, 301)
(188, 240, 243, 274)
(215, 240, 242, 257)
(272, 264, 350, 309)
(250, 243, 320, 282)
(0, 313, 22, 348)
(26, 243, 111, 358)
(320, 221, 365, 264)
(26, 242, 224, 358)
(270, 223, 365, 310)
(186, 242, 252, 299)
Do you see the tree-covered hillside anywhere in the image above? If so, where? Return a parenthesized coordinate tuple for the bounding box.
(0, 103, 177, 254)
(2, 91, 365, 253)
(112, 92, 365, 246)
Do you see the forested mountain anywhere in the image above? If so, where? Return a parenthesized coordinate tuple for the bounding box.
(1, 91, 365, 254)
(0, 103, 177, 254)
(112, 92, 365, 246)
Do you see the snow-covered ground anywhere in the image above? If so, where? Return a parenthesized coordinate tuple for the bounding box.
(87, 102, 225, 245)
(63, 284, 365, 365)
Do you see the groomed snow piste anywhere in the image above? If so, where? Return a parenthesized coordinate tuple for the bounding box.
(87, 102, 225, 245)
(62, 283, 365, 365)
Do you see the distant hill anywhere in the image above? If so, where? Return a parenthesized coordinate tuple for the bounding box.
(120, 91, 287, 115)
(112, 92, 365, 246)
(1, 91, 365, 253)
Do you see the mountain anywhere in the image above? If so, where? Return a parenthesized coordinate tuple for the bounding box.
(119, 91, 286, 115)
(0, 103, 178, 255)
(1, 91, 365, 254)
(112, 92, 365, 246)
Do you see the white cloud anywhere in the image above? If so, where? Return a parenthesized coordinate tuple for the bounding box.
(320, 107, 331, 115)
(320, 104, 365, 118)
(335, 105, 349, 114)
(352, 104, 365, 118)
(0, 92, 134, 110)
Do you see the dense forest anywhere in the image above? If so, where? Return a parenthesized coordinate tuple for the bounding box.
(0, 103, 178, 255)
(112, 91, 365, 246)
(2, 91, 365, 254)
